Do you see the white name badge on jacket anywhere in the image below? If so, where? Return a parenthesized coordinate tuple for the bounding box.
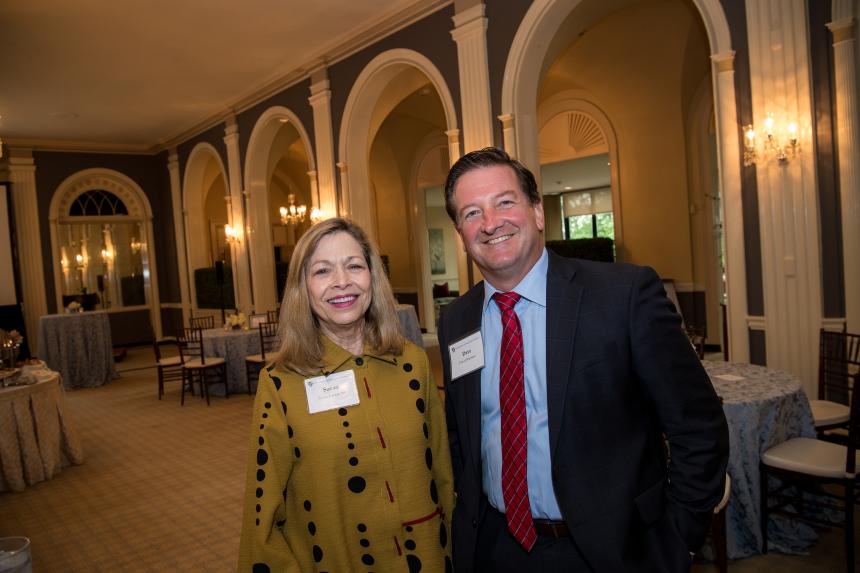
(304, 370, 360, 414)
(448, 330, 485, 380)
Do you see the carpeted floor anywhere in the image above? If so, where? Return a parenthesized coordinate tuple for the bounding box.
(0, 343, 855, 572)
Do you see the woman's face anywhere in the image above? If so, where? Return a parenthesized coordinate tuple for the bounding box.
(305, 231, 372, 336)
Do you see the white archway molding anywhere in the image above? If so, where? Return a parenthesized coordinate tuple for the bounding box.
(537, 92, 624, 258)
(243, 106, 317, 312)
(501, 0, 748, 361)
(49, 167, 162, 336)
(182, 142, 230, 312)
(338, 48, 459, 241)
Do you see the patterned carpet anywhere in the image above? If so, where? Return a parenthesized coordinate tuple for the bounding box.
(0, 345, 855, 572)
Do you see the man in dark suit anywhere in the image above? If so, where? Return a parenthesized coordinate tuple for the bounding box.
(438, 147, 729, 572)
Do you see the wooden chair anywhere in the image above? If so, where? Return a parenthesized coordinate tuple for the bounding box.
(244, 321, 279, 395)
(760, 372, 859, 573)
(153, 337, 183, 400)
(811, 330, 860, 435)
(178, 327, 226, 406)
(266, 309, 279, 324)
(189, 315, 215, 330)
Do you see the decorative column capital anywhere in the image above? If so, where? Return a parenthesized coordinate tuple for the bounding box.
(497, 114, 515, 130)
(451, 3, 486, 38)
(827, 17, 855, 44)
(711, 51, 735, 72)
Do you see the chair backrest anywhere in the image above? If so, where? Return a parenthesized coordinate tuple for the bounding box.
(266, 309, 279, 324)
(189, 315, 215, 330)
(258, 321, 280, 361)
(847, 372, 860, 474)
(152, 337, 180, 363)
(178, 326, 206, 365)
(818, 330, 860, 405)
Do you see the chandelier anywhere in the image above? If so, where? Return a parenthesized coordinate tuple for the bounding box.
(279, 194, 323, 226)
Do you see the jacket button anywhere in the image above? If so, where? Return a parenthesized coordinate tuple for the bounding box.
(471, 519, 478, 528)
(355, 357, 364, 366)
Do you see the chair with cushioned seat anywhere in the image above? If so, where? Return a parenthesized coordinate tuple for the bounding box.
(810, 330, 859, 436)
(153, 337, 184, 400)
(244, 321, 279, 394)
(760, 372, 859, 573)
(178, 326, 226, 406)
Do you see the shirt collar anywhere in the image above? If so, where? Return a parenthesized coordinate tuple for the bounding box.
(482, 248, 548, 312)
(319, 334, 398, 374)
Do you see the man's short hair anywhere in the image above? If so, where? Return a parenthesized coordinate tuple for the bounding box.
(443, 147, 540, 224)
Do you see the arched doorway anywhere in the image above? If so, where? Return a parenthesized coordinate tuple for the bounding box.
(339, 50, 461, 331)
(504, 0, 742, 358)
(245, 107, 317, 312)
(183, 143, 232, 316)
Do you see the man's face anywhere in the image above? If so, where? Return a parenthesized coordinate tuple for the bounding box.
(451, 164, 545, 291)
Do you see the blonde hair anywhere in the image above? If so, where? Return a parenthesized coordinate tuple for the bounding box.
(273, 217, 405, 375)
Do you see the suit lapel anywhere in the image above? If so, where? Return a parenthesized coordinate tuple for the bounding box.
(545, 253, 582, 458)
(447, 284, 485, 483)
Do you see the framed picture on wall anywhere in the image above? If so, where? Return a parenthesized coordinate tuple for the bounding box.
(428, 228, 445, 275)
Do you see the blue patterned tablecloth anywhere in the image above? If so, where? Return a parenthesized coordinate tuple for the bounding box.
(703, 360, 816, 559)
(201, 328, 262, 397)
(396, 304, 423, 348)
(37, 311, 118, 389)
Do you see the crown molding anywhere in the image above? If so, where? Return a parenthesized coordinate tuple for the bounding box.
(4, 138, 156, 155)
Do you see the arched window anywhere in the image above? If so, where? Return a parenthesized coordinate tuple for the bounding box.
(50, 171, 158, 319)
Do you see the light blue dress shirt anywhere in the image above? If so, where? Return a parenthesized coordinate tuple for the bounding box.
(480, 248, 562, 519)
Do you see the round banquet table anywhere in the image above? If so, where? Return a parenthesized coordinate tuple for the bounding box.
(37, 311, 117, 389)
(0, 370, 84, 492)
(703, 360, 817, 559)
(201, 328, 262, 397)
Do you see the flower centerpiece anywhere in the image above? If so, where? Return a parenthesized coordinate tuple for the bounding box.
(0, 328, 24, 370)
(225, 312, 247, 331)
(66, 301, 82, 313)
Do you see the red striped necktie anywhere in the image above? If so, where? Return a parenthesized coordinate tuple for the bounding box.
(493, 291, 536, 551)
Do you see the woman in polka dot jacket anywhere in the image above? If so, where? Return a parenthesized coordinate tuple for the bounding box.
(238, 218, 454, 573)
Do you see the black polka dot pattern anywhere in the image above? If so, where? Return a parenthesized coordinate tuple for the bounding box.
(445, 556, 453, 573)
(294, 447, 301, 458)
(308, 522, 316, 535)
(256, 487, 263, 498)
(349, 457, 358, 466)
(425, 448, 432, 470)
(258, 436, 264, 446)
(252, 562, 270, 572)
(287, 425, 294, 438)
(348, 476, 366, 493)
(406, 554, 422, 572)
(439, 522, 448, 548)
(271, 375, 281, 390)
(409, 379, 420, 390)
(429, 480, 438, 504)
(257, 449, 268, 465)
(422, 423, 428, 439)
(403, 362, 413, 372)
(359, 538, 369, 547)
(304, 500, 312, 511)
(281, 401, 287, 414)
(264, 402, 271, 409)
(416, 398, 425, 413)
(355, 357, 364, 366)
(404, 539, 416, 551)
(361, 554, 374, 565)
(357, 523, 367, 532)
(338, 408, 348, 416)
(256, 469, 265, 481)
(313, 545, 323, 562)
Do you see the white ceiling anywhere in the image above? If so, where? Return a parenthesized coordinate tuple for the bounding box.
(0, 0, 446, 152)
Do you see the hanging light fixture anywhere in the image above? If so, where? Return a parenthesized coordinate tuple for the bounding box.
(279, 194, 308, 226)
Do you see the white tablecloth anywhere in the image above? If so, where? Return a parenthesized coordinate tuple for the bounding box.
(0, 371, 84, 492)
(37, 311, 117, 389)
(703, 360, 816, 559)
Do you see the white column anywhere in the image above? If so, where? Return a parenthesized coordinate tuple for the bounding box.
(451, 3, 494, 152)
(167, 151, 191, 326)
(223, 116, 253, 313)
(309, 70, 338, 218)
(827, 16, 860, 333)
(337, 162, 350, 218)
(307, 170, 320, 212)
(746, 0, 822, 395)
(711, 52, 750, 363)
(3, 152, 48, 354)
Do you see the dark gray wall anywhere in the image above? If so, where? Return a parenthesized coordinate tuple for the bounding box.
(809, 0, 844, 318)
(176, 122, 230, 182)
(236, 78, 315, 178)
(33, 150, 177, 313)
(487, 0, 534, 147)
(719, 0, 764, 320)
(328, 4, 461, 162)
(749, 328, 767, 365)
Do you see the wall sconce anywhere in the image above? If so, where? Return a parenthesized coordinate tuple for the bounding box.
(75, 253, 85, 266)
(130, 238, 142, 253)
(743, 113, 800, 167)
(224, 223, 240, 245)
(100, 248, 114, 261)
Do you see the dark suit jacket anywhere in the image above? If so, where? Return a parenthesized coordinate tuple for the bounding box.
(438, 252, 729, 572)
